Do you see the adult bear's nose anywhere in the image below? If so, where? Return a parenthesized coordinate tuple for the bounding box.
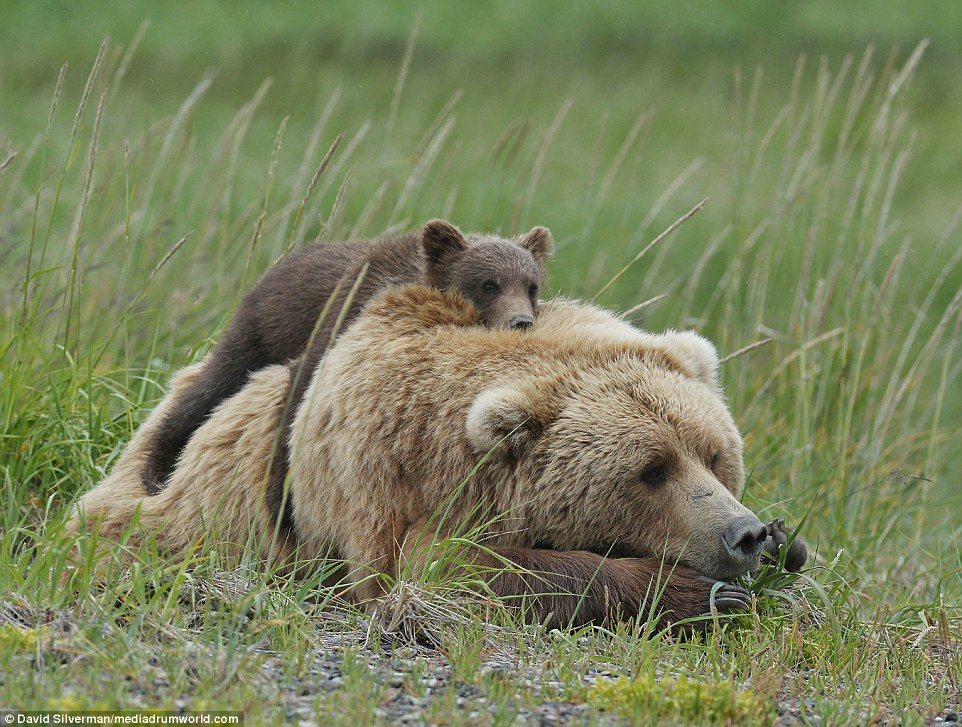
(510, 314, 534, 330)
(722, 514, 767, 566)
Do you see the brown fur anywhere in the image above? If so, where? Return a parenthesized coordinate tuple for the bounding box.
(72, 287, 771, 627)
(142, 219, 553, 500)
(470, 548, 750, 628)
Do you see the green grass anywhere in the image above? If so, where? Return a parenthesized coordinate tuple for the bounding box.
(1, 3, 960, 723)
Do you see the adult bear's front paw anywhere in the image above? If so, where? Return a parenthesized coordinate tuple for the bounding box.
(761, 518, 808, 572)
(666, 576, 753, 633)
(651, 566, 753, 628)
(707, 581, 753, 615)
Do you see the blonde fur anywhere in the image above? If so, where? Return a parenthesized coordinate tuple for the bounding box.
(70, 363, 296, 564)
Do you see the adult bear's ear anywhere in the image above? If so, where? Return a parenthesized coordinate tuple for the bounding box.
(516, 226, 553, 264)
(658, 330, 721, 390)
(422, 219, 468, 265)
(466, 382, 553, 459)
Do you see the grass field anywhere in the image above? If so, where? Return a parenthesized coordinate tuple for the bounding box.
(1, 3, 960, 723)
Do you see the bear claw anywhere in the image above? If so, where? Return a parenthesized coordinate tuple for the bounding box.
(709, 582, 752, 614)
(685, 582, 752, 629)
(761, 518, 808, 572)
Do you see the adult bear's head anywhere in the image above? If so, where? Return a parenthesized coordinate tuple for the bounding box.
(466, 330, 767, 581)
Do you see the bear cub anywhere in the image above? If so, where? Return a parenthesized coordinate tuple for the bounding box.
(142, 219, 553, 495)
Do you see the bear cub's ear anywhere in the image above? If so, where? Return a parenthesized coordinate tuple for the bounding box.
(422, 219, 468, 265)
(516, 226, 553, 264)
(466, 383, 550, 459)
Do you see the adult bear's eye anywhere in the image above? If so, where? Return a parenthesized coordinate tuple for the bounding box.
(529, 284, 538, 298)
(482, 280, 499, 294)
(640, 463, 669, 487)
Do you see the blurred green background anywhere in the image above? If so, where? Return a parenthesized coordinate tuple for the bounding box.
(1, 1, 960, 583)
(3, 0, 961, 211)
(2, 1, 960, 299)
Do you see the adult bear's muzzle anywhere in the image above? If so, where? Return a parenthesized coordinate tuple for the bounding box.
(721, 513, 768, 572)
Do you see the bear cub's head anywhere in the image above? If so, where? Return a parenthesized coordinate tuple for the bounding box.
(422, 219, 552, 330)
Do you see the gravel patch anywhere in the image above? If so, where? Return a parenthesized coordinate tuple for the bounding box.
(2, 587, 957, 725)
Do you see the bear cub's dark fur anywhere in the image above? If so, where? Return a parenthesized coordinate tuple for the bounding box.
(142, 219, 553, 497)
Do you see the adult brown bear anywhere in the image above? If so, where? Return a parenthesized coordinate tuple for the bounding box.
(72, 287, 804, 627)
